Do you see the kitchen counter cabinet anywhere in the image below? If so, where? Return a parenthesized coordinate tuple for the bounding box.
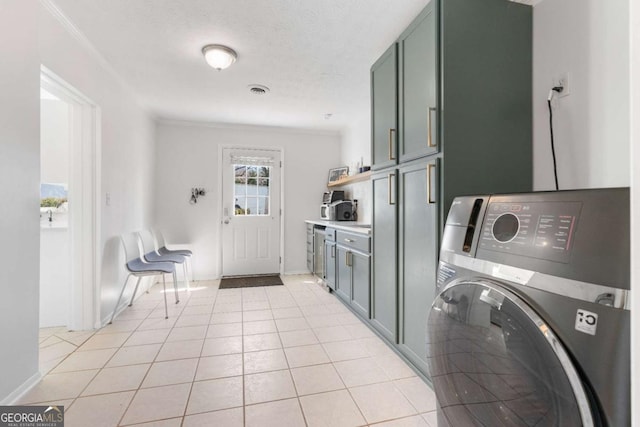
(398, 1, 437, 163)
(324, 228, 337, 291)
(369, 0, 532, 379)
(397, 159, 439, 374)
(371, 43, 398, 170)
(306, 223, 314, 273)
(325, 228, 371, 319)
(371, 172, 398, 343)
(304, 220, 371, 235)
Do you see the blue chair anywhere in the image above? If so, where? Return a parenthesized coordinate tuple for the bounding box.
(152, 229, 194, 282)
(110, 233, 177, 323)
(139, 230, 189, 291)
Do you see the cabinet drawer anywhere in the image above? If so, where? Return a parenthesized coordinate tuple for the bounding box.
(325, 228, 337, 242)
(307, 250, 313, 271)
(336, 231, 370, 253)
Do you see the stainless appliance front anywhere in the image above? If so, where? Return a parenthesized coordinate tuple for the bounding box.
(428, 188, 630, 426)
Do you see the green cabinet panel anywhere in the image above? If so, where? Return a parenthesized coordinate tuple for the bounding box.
(324, 241, 336, 290)
(332, 231, 371, 319)
(367, 0, 531, 380)
(371, 44, 398, 170)
(335, 246, 352, 303)
(398, 159, 439, 373)
(399, 2, 438, 162)
(351, 251, 371, 318)
(371, 171, 398, 342)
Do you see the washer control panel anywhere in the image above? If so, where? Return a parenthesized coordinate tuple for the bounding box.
(479, 201, 582, 263)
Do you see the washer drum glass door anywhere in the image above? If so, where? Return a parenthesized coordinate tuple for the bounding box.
(427, 281, 594, 427)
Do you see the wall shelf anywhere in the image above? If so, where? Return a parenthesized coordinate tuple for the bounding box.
(327, 171, 371, 187)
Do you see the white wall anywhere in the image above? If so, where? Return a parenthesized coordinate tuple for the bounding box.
(41, 99, 69, 184)
(155, 122, 341, 279)
(38, 4, 157, 325)
(40, 229, 70, 327)
(533, 0, 630, 190)
(339, 104, 373, 224)
(0, 0, 41, 403)
(40, 98, 71, 327)
(341, 109, 371, 169)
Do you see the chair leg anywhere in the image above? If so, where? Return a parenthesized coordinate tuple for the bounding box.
(188, 257, 194, 282)
(128, 276, 143, 307)
(173, 270, 180, 304)
(162, 274, 168, 319)
(110, 274, 131, 324)
(183, 263, 190, 291)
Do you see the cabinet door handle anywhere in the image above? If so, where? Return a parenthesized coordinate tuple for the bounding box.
(388, 128, 396, 160)
(346, 251, 352, 267)
(427, 163, 436, 204)
(331, 245, 335, 258)
(427, 107, 437, 148)
(388, 173, 396, 205)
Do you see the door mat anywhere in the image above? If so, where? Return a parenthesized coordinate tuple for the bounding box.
(219, 274, 284, 289)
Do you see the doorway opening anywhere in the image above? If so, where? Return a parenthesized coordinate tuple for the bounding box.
(220, 147, 283, 277)
(39, 67, 101, 373)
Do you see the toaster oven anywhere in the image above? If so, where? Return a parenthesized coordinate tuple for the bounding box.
(320, 200, 356, 221)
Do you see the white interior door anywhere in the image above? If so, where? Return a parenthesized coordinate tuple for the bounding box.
(221, 148, 281, 276)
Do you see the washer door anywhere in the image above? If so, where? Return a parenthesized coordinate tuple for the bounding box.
(427, 280, 594, 427)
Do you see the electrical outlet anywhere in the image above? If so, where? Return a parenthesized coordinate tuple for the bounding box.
(556, 72, 570, 97)
(106, 192, 111, 206)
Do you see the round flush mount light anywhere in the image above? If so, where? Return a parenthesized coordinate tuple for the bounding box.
(202, 44, 237, 70)
(248, 84, 270, 95)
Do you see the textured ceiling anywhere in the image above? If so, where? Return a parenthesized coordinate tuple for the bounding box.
(49, 0, 535, 132)
(50, 0, 432, 132)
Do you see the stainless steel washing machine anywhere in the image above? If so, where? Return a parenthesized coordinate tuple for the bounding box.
(427, 188, 630, 426)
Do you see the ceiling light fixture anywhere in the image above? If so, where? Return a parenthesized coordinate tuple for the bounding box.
(202, 44, 237, 70)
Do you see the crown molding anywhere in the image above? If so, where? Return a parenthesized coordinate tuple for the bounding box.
(157, 118, 342, 137)
(39, 0, 150, 114)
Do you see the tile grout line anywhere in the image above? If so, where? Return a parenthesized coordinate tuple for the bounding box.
(113, 286, 168, 427)
(36, 277, 434, 425)
(180, 282, 217, 426)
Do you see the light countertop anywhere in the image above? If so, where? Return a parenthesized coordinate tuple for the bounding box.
(305, 219, 371, 235)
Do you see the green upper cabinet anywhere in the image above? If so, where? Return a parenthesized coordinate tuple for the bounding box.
(399, 2, 438, 162)
(371, 44, 398, 170)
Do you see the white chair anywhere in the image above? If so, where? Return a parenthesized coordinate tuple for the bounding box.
(152, 229, 194, 282)
(110, 232, 177, 323)
(139, 230, 189, 291)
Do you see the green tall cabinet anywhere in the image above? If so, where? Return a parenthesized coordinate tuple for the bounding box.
(370, 0, 532, 379)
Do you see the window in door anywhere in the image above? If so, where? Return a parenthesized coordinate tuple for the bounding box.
(234, 164, 271, 216)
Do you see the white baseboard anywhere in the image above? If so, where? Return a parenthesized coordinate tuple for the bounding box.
(283, 270, 314, 276)
(0, 371, 42, 405)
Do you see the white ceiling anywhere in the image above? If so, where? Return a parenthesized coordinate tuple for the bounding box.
(51, 0, 434, 132)
(50, 0, 535, 133)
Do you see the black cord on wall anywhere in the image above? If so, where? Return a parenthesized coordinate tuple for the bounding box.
(547, 86, 564, 191)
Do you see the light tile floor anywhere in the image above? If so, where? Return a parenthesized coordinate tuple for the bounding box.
(25, 275, 437, 426)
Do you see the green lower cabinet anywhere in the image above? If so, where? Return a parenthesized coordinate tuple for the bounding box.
(324, 241, 336, 290)
(335, 246, 352, 303)
(397, 159, 439, 374)
(335, 241, 371, 319)
(350, 250, 371, 318)
(371, 171, 398, 343)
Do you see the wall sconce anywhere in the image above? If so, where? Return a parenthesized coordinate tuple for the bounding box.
(190, 188, 206, 204)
